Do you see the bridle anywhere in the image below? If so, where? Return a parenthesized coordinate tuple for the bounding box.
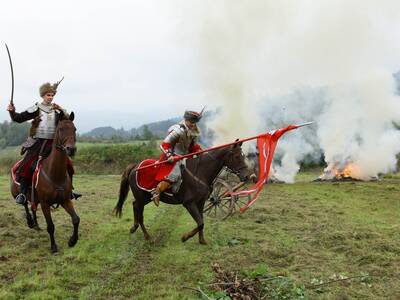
(55, 144, 67, 154)
(54, 122, 76, 156)
(197, 146, 248, 180)
(221, 147, 248, 177)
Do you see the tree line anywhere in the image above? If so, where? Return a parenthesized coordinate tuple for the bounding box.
(0, 120, 30, 149)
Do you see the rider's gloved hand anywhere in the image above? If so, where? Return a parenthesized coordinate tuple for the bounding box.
(166, 151, 175, 163)
(52, 103, 62, 111)
(7, 103, 15, 112)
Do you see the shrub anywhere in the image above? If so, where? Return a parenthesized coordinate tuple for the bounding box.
(73, 143, 160, 174)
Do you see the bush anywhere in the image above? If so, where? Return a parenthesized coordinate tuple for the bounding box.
(0, 147, 21, 175)
(73, 143, 160, 174)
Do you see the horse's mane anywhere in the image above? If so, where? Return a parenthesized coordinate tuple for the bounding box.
(186, 146, 234, 170)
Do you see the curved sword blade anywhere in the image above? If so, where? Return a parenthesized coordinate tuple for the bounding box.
(5, 43, 14, 105)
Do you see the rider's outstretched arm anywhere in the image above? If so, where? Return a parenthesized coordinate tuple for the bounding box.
(7, 104, 38, 123)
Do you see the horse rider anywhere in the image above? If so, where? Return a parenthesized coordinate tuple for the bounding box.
(152, 109, 204, 206)
(6, 79, 81, 205)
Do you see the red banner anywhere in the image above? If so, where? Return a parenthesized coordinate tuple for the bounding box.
(231, 125, 300, 212)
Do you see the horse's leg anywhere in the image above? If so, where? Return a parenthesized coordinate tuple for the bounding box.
(130, 200, 139, 234)
(197, 201, 207, 245)
(61, 199, 80, 247)
(181, 202, 204, 243)
(137, 201, 151, 240)
(31, 206, 40, 230)
(41, 203, 58, 253)
(23, 202, 35, 228)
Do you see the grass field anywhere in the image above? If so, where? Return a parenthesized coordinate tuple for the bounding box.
(0, 172, 399, 299)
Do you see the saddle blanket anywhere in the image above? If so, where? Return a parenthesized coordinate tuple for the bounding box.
(136, 159, 161, 191)
(11, 158, 43, 188)
(136, 159, 177, 192)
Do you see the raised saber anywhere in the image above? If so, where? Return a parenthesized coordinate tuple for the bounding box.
(5, 43, 14, 105)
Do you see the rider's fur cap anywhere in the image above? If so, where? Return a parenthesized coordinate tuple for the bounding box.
(39, 77, 64, 97)
(183, 107, 205, 123)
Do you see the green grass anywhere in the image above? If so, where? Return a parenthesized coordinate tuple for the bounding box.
(0, 172, 399, 299)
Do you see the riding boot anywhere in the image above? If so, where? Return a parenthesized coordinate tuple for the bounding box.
(16, 178, 29, 205)
(69, 173, 82, 200)
(151, 181, 172, 207)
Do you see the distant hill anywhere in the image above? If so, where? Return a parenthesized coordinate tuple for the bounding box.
(81, 126, 132, 139)
(80, 112, 214, 143)
(135, 118, 179, 138)
(81, 118, 179, 139)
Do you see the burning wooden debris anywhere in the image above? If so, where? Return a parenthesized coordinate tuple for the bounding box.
(314, 162, 378, 182)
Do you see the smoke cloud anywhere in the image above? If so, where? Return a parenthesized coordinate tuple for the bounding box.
(180, 0, 400, 181)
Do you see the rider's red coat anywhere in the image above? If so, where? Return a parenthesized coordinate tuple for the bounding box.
(155, 141, 202, 182)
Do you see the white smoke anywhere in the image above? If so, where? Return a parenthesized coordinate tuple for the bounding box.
(178, 0, 400, 181)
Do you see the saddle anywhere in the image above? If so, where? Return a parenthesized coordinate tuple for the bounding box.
(20, 136, 38, 155)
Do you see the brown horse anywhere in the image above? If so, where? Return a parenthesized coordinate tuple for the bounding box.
(11, 112, 79, 253)
(114, 143, 251, 244)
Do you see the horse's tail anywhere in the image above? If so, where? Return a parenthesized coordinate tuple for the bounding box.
(114, 163, 137, 218)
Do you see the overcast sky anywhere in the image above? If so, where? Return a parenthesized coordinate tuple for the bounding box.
(0, 1, 209, 132)
(1, 1, 400, 134)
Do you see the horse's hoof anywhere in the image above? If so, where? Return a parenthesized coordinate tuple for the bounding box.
(68, 237, 78, 247)
(27, 220, 35, 228)
(130, 225, 139, 234)
(51, 245, 58, 254)
(33, 225, 41, 231)
(144, 235, 151, 241)
(181, 235, 188, 243)
(199, 239, 208, 245)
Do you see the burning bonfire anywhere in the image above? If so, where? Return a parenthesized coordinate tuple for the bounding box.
(315, 162, 378, 182)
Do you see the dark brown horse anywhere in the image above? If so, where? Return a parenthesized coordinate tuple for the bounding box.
(114, 143, 251, 244)
(11, 113, 79, 253)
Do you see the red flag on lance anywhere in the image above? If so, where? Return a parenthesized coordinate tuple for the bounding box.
(135, 122, 313, 211)
(231, 122, 313, 212)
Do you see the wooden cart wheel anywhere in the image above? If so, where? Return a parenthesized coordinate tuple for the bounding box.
(232, 193, 252, 213)
(220, 173, 251, 214)
(204, 178, 234, 220)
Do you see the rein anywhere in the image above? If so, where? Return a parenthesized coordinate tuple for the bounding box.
(56, 144, 67, 153)
(185, 147, 241, 193)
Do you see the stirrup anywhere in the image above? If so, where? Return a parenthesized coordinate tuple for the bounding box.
(16, 193, 27, 205)
(151, 192, 160, 207)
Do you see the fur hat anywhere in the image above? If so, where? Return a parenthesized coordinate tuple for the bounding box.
(39, 77, 64, 97)
(184, 110, 202, 123)
(183, 107, 205, 123)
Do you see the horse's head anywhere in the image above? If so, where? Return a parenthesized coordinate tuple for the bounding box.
(223, 142, 252, 182)
(54, 112, 77, 157)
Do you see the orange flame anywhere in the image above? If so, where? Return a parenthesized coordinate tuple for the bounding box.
(319, 162, 362, 180)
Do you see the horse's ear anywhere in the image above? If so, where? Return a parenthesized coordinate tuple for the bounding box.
(69, 112, 75, 121)
(233, 139, 242, 148)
